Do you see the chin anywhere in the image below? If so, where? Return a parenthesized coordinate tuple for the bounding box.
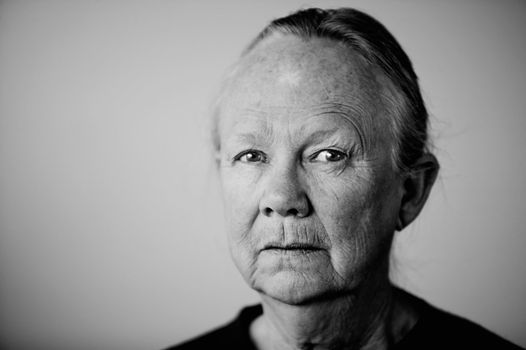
(254, 271, 337, 305)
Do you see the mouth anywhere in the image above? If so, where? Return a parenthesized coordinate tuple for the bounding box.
(263, 243, 323, 253)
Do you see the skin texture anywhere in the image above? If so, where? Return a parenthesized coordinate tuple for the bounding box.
(216, 34, 438, 349)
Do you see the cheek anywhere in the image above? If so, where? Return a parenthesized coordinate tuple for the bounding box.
(309, 171, 372, 229)
(309, 171, 399, 275)
(313, 181, 372, 258)
(220, 167, 260, 242)
(220, 169, 263, 282)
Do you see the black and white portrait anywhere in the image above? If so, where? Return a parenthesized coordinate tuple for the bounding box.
(0, 1, 525, 349)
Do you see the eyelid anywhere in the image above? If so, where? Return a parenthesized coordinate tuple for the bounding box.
(232, 149, 268, 163)
(309, 148, 349, 162)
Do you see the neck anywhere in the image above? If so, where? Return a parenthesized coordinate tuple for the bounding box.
(250, 279, 415, 350)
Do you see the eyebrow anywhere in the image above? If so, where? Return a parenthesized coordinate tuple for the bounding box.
(303, 128, 351, 144)
(227, 132, 259, 145)
(308, 102, 371, 152)
(223, 119, 274, 147)
(223, 101, 373, 152)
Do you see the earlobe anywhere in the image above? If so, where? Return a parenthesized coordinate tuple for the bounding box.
(397, 153, 439, 231)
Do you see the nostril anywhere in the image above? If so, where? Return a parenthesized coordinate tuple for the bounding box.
(262, 207, 306, 217)
(287, 208, 299, 216)
(259, 190, 311, 217)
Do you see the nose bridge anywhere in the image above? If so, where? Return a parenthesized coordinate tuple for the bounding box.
(260, 157, 310, 217)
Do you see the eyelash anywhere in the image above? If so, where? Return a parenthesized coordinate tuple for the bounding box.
(233, 150, 268, 163)
(232, 148, 350, 164)
(309, 149, 349, 163)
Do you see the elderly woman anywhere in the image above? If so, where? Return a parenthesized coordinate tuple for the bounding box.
(167, 8, 522, 350)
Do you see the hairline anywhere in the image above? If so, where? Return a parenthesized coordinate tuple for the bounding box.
(211, 32, 410, 173)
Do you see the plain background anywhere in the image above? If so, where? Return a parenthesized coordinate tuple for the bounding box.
(1, 0, 525, 349)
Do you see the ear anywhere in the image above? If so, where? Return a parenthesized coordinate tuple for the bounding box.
(396, 153, 439, 231)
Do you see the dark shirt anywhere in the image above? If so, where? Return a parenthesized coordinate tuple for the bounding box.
(166, 295, 523, 349)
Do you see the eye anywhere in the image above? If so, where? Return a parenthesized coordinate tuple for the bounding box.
(311, 149, 347, 163)
(234, 150, 267, 163)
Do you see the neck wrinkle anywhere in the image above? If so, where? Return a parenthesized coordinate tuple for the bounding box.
(252, 279, 396, 350)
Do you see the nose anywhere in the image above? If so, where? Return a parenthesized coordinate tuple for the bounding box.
(259, 163, 311, 218)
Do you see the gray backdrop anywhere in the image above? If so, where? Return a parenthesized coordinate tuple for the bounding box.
(0, 0, 525, 349)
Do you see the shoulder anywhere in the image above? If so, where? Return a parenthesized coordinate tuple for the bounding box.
(396, 292, 523, 350)
(162, 304, 262, 350)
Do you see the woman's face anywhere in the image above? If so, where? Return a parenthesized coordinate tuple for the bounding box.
(217, 35, 404, 305)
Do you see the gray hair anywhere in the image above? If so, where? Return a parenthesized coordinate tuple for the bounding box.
(213, 7, 431, 173)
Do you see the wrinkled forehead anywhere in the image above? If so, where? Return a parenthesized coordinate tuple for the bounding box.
(225, 34, 381, 106)
(216, 34, 392, 149)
